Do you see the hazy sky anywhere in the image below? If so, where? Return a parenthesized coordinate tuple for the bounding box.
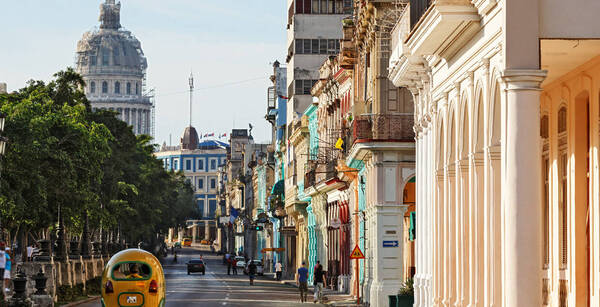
(0, 0, 287, 145)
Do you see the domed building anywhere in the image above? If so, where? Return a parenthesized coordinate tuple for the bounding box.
(76, 0, 153, 136)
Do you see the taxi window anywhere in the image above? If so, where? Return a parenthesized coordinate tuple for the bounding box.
(111, 262, 152, 281)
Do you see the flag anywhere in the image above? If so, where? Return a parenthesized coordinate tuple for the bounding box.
(335, 137, 344, 150)
(278, 95, 288, 100)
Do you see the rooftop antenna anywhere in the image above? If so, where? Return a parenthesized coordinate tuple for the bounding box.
(188, 71, 194, 127)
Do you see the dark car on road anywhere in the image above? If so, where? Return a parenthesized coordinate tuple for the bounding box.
(187, 259, 206, 275)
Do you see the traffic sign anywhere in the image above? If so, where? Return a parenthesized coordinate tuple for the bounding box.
(383, 240, 399, 248)
(350, 245, 365, 259)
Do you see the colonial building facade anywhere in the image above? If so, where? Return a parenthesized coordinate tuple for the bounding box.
(389, 0, 600, 306)
(155, 126, 228, 244)
(76, 0, 153, 136)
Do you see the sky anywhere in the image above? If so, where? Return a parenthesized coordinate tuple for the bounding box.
(0, 0, 287, 145)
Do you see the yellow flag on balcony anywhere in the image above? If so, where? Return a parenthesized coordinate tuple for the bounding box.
(335, 138, 344, 150)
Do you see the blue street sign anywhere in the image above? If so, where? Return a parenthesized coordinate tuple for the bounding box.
(382, 240, 399, 248)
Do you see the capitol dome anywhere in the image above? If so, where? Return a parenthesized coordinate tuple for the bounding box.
(75, 0, 153, 136)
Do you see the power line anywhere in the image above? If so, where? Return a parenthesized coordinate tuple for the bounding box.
(154, 76, 267, 98)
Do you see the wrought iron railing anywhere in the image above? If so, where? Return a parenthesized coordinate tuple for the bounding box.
(410, 0, 432, 30)
(352, 114, 415, 144)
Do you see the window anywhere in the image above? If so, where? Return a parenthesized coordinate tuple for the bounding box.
(209, 200, 217, 218)
(295, 80, 318, 95)
(211, 159, 217, 170)
(102, 81, 108, 94)
(308, 0, 346, 14)
(185, 159, 191, 170)
(294, 39, 340, 54)
(113, 48, 120, 66)
(296, 0, 311, 13)
(90, 81, 96, 93)
(559, 153, 568, 269)
(90, 55, 97, 66)
(174, 159, 179, 170)
(210, 178, 216, 189)
(136, 83, 140, 95)
(198, 159, 204, 170)
(198, 200, 205, 217)
(127, 82, 131, 94)
(111, 262, 151, 280)
(102, 52, 109, 66)
(198, 178, 204, 190)
(115, 82, 120, 94)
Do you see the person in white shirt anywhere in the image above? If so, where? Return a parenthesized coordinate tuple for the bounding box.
(275, 262, 283, 281)
(27, 245, 34, 262)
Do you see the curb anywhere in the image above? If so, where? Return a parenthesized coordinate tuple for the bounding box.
(60, 296, 100, 307)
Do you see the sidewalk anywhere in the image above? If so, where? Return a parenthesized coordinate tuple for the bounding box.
(280, 279, 362, 306)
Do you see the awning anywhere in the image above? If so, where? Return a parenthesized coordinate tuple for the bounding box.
(271, 179, 284, 195)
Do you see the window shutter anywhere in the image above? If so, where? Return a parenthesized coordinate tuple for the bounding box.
(409, 211, 416, 241)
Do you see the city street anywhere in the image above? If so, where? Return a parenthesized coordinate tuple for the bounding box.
(79, 246, 321, 307)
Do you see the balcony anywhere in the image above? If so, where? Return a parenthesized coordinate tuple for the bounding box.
(406, 0, 480, 60)
(352, 114, 415, 145)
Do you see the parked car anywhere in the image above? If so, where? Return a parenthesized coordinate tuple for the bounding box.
(200, 239, 212, 245)
(182, 238, 192, 247)
(235, 256, 246, 270)
(243, 260, 264, 276)
(187, 259, 206, 275)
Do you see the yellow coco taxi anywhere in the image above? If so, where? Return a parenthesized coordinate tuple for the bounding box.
(182, 238, 192, 247)
(101, 249, 166, 307)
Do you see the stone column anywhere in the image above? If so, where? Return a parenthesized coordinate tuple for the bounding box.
(501, 69, 546, 307)
(138, 109, 143, 134)
(205, 222, 211, 241)
(192, 223, 197, 245)
(131, 108, 137, 133)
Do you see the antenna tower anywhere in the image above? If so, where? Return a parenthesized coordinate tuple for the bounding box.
(189, 72, 194, 127)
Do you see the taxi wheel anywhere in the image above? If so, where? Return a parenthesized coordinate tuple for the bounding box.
(187, 271, 190, 275)
(202, 271, 205, 275)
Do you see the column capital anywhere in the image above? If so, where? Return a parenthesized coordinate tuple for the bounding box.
(501, 69, 547, 91)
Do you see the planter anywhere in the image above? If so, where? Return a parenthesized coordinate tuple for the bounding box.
(397, 295, 414, 307)
(388, 295, 398, 307)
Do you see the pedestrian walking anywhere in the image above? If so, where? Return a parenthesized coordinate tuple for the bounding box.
(232, 258, 238, 275)
(4, 248, 10, 293)
(275, 261, 282, 281)
(248, 259, 257, 285)
(313, 261, 327, 303)
(26, 244, 34, 262)
(297, 261, 308, 303)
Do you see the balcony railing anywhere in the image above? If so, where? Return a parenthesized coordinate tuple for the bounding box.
(352, 114, 415, 144)
(304, 169, 316, 189)
(410, 0, 432, 30)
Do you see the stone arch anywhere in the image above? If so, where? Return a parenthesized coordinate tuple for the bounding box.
(447, 106, 456, 164)
(459, 94, 470, 159)
(473, 83, 485, 153)
(489, 81, 501, 147)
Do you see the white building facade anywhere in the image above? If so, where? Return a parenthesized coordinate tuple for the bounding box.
(76, 0, 153, 136)
(390, 0, 600, 306)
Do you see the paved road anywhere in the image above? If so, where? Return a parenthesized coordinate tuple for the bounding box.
(77, 246, 324, 307)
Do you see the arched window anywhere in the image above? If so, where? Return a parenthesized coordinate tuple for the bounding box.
(127, 82, 131, 94)
(90, 81, 96, 94)
(102, 81, 108, 94)
(136, 83, 139, 95)
(102, 52, 109, 66)
(113, 48, 120, 66)
(115, 82, 121, 94)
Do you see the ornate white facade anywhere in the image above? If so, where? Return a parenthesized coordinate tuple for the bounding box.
(390, 0, 600, 306)
(76, 0, 152, 136)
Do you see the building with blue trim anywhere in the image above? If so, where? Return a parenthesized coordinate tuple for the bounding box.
(155, 126, 229, 243)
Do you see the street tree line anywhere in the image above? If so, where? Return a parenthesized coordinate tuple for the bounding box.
(0, 68, 197, 254)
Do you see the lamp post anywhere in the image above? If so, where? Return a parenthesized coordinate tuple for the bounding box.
(0, 112, 8, 242)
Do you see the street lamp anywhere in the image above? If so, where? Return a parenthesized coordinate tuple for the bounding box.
(0, 112, 8, 242)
